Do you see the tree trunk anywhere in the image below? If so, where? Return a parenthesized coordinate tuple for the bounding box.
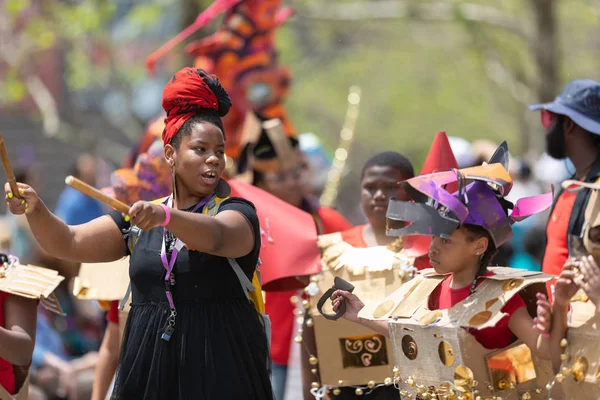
(528, 0, 559, 153)
(530, 0, 559, 103)
(180, 0, 214, 66)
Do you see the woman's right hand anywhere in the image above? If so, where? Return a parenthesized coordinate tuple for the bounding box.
(4, 182, 40, 215)
(331, 290, 365, 323)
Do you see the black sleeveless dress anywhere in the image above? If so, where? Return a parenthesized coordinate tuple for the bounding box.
(108, 198, 273, 400)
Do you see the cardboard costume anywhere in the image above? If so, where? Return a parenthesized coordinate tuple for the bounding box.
(305, 133, 459, 395)
(350, 143, 556, 399)
(0, 254, 64, 400)
(360, 268, 555, 399)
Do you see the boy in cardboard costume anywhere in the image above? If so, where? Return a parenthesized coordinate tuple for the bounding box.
(0, 252, 64, 399)
(301, 132, 458, 399)
(326, 143, 566, 399)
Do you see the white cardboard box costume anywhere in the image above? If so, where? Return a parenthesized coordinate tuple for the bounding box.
(359, 267, 556, 399)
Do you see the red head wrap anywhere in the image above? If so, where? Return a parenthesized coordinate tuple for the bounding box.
(161, 67, 231, 145)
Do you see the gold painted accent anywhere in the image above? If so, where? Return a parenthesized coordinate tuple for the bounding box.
(401, 335, 418, 360)
(485, 298, 499, 309)
(502, 278, 524, 291)
(454, 365, 474, 393)
(438, 341, 455, 367)
(309, 356, 318, 365)
(373, 300, 395, 319)
(572, 357, 589, 383)
(468, 310, 492, 326)
(418, 310, 442, 326)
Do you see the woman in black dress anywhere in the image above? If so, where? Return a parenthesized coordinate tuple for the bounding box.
(4, 67, 273, 400)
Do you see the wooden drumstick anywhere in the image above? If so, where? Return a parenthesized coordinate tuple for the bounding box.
(65, 176, 130, 214)
(0, 133, 21, 198)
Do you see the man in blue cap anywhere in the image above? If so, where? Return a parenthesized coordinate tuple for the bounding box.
(529, 79, 600, 279)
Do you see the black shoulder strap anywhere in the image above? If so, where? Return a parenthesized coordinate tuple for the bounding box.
(567, 154, 600, 252)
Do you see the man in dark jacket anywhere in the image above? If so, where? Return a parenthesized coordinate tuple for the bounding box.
(529, 80, 600, 278)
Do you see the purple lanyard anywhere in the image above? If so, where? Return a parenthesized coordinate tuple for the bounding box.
(160, 195, 211, 311)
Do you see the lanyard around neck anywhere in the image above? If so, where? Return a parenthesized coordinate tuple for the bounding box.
(159, 194, 211, 309)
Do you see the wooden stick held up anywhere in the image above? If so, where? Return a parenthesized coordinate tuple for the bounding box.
(0, 133, 21, 199)
(65, 176, 130, 214)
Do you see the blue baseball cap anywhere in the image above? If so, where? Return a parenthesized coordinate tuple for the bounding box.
(529, 79, 600, 135)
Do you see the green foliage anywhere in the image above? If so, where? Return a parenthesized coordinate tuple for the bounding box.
(4, 0, 30, 17)
(1, 0, 172, 100)
(0, 69, 27, 103)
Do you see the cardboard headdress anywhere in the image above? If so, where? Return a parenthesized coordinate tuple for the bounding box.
(236, 117, 300, 181)
(387, 142, 553, 247)
(0, 253, 64, 315)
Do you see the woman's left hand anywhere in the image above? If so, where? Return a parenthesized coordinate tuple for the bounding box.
(128, 201, 167, 231)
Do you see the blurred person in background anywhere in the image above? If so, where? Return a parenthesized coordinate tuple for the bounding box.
(448, 136, 476, 168)
(529, 80, 600, 280)
(237, 121, 351, 400)
(55, 153, 106, 227)
(505, 158, 544, 271)
(298, 133, 333, 199)
(91, 140, 172, 400)
(509, 225, 547, 272)
(28, 153, 109, 400)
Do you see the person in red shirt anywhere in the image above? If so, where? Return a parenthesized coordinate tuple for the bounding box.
(330, 158, 565, 371)
(236, 121, 351, 400)
(528, 80, 600, 281)
(313, 152, 414, 400)
(0, 254, 39, 396)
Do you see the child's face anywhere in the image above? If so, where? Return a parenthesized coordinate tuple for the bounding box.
(360, 166, 410, 230)
(428, 227, 487, 275)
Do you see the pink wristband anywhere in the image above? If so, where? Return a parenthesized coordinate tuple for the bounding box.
(159, 204, 171, 227)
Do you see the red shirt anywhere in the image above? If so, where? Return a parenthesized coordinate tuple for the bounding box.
(267, 206, 351, 366)
(428, 272, 526, 350)
(542, 189, 578, 276)
(106, 300, 119, 324)
(0, 291, 16, 394)
(341, 225, 368, 247)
